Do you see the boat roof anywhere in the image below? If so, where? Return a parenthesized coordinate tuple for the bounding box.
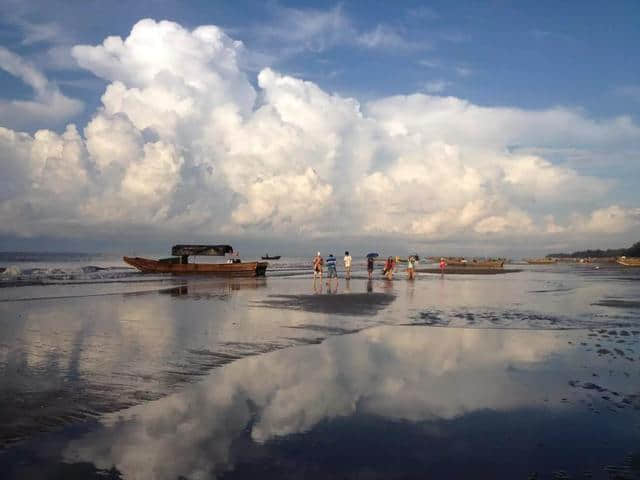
(171, 244, 233, 256)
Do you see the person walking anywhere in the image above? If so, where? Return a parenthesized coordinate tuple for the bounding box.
(439, 257, 447, 274)
(407, 255, 415, 280)
(383, 256, 395, 280)
(343, 251, 352, 279)
(313, 252, 324, 279)
(326, 253, 339, 287)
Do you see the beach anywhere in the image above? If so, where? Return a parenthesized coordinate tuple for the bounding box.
(1, 255, 639, 479)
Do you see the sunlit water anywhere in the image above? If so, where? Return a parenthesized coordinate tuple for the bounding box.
(1, 253, 639, 478)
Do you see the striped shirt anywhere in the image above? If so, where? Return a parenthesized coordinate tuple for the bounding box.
(326, 256, 337, 268)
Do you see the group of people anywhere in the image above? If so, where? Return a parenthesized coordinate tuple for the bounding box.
(314, 252, 417, 282)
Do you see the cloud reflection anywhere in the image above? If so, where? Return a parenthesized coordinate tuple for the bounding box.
(64, 326, 568, 479)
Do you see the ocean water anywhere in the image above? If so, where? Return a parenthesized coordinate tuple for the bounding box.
(1, 252, 639, 479)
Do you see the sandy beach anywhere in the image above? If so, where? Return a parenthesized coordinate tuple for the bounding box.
(1, 259, 639, 479)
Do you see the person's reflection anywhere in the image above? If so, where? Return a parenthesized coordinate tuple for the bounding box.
(344, 278, 351, 293)
(406, 279, 415, 302)
(326, 280, 338, 294)
(313, 277, 323, 294)
(366, 279, 373, 293)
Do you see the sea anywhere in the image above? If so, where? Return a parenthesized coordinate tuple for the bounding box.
(1, 252, 639, 479)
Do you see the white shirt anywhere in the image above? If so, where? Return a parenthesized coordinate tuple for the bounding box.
(344, 255, 352, 268)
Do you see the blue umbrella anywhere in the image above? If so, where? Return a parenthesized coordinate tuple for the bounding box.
(366, 252, 379, 258)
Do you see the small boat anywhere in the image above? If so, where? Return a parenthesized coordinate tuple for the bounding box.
(526, 258, 557, 264)
(444, 258, 504, 268)
(616, 256, 640, 267)
(261, 254, 281, 260)
(124, 244, 268, 277)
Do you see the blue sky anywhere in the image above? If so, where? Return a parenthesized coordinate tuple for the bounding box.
(2, 1, 638, 124)
(0, 1, 639, 254)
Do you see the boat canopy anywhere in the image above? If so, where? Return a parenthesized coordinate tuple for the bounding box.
(171, 245, 233, 256)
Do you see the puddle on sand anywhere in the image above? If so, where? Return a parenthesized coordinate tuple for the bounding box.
(2, 325, 639, 479)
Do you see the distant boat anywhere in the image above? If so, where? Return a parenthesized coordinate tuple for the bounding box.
(616, 256, 640, 267)
(526, 258, 557, 264)
(124, 244, 268, 277)
(261, 254, 281, 260)
(395, 254, 420, 263)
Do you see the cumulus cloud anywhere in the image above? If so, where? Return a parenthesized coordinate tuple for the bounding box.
(0, 18, 639, 248)
(0, 47, 83, 129)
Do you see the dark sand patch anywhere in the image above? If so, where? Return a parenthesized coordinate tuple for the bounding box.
(252, 293, 395, 316)
(592, 299, 640, 309)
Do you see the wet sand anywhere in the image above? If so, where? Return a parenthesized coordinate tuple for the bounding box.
(1, 265, 639, 478)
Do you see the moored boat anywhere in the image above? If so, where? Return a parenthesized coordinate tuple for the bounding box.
(444, 258, 504, 268)
(526, 258, 557, 264)
(261, 254, 281, 260)
(616, 256, 640, 267)
(124, 244, 268, 277)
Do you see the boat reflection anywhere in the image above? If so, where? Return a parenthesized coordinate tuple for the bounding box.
(160, 277, 267, 299)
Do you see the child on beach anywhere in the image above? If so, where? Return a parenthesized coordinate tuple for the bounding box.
(439, 257, 447, 273)
(313, 252, 324, 278)
(407, 256, 415, 280)
(344, 251, 352, 279)
(367, 256, 374, 279)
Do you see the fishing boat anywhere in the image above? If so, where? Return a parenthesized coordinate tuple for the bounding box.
(395, 255, 420, 263)
(616, 256, 640, 267)
(444, 258, 504, 268)
(261, 254, 281, 260)
(124, 244, 268, 277)
(525, 258, 557, 264)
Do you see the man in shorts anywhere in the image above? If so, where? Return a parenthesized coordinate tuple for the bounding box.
(326, 253, 338, 287)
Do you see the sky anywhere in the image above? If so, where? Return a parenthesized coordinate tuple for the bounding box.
(0, 0, 639, 256)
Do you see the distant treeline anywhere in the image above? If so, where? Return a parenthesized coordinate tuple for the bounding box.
(548, 241, 640, 258)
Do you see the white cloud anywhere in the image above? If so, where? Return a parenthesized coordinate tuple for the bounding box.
(0, 18, 639, 248)
(0, 46, 83, 129)
(423, 79, 450, 93)
(357, 24, 420, 50)
(571, 205, 640, 234)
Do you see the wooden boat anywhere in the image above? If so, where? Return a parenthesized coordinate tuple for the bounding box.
(526, 258, 557, 264)
(444, 258, 504, 268)
(616, 256, 640, 267)
(395, 255, 420, 263)
(124, 244, 268, 277)
(261, 254, 281, 260)
(416, 267, 520, 275)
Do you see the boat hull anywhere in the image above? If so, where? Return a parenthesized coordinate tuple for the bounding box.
(616, 257, 640, 267)
(123, 257, 268, 276)
(261, 256, 281, 260)
(444, 260, 504, 268)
